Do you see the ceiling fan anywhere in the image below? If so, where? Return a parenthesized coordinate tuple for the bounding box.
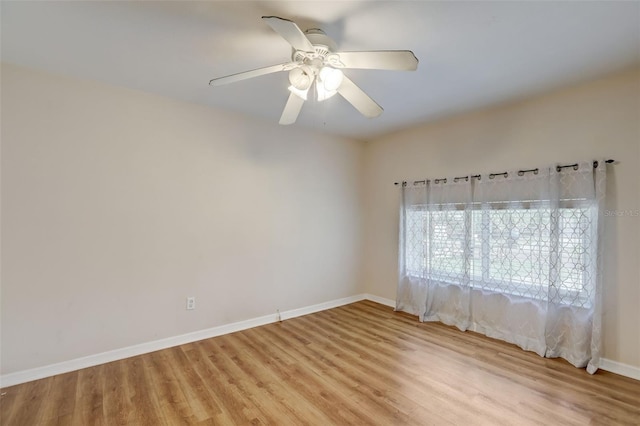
(209, 16, 419, 125)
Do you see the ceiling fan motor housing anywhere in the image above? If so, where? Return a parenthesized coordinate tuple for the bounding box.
(292, 28, 338, 65)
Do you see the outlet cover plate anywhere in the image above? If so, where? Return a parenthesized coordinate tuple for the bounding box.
(186, 297, 196, 310)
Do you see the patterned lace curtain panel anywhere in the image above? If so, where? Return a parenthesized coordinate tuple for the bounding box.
(397, 160, 606, 373)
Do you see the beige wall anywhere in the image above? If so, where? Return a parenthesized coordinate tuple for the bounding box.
(0, 63, 365, 374)
(362, 68, 640, 368)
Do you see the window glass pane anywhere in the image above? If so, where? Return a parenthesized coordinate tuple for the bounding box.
(428, 210, 466, 281)
(556, 207, 592, 307)
(405, 209, 426, 277)
(480, 208, 551, 299)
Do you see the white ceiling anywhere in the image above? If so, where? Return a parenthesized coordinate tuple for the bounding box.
(2, 1, 639, 140)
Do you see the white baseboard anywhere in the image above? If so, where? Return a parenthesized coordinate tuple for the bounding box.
(362, 293, 396, 308)
(0, 294, 369, 388)
(600, 358, 640, 380)
(278, 294, 365, 320)
(4, 293, 636, 387)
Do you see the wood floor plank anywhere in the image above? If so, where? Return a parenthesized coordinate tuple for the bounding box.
(192, 339, 266, 424)
(1, 377, 52, 425)
(102, 359, 134, 425)
(179, 343, 237, 424)
(35, 373, 76, 424)
(146, 349, 194, 425)
(127, 356, 165, 426)
(165, 345, 221, 423)
(2, 301, 639, 425)
(69, 364, 105, 425)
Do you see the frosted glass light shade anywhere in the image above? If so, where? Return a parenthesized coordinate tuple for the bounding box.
(289, 67, 313, 90)
(316, 84, 337, 102)
(319, 67, 343, 91)
(315, 67, 343, 101)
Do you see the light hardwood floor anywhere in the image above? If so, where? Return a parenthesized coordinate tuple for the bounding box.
(1, 300, 639, 425)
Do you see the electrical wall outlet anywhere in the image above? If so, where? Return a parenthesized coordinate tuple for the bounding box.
(186, 297, 196, 310)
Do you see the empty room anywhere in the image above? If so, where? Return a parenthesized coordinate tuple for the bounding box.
(1, 1, 639, 425)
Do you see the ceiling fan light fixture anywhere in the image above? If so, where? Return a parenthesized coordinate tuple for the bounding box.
(316, 83, 337, 102)
(209, 16, 418, 125)
(288, 66, 313, 90)
(319, 66, 343, 92)
(315, 66, 343, 101)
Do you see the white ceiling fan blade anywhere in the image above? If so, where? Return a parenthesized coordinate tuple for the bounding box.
(337, 75, 383, 118)
(334, 51, 418, 71)
(279, 92, 305, 125)
(209, 62, 295, 87)
(262, 16, 315, 52)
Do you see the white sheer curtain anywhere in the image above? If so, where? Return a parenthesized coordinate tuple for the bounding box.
(397, 160, 606, 373)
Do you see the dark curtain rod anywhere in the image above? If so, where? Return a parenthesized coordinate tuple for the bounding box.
(394, 159, 615, 186)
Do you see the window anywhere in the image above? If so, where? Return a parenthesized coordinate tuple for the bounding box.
(404, 202, 594, 308)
